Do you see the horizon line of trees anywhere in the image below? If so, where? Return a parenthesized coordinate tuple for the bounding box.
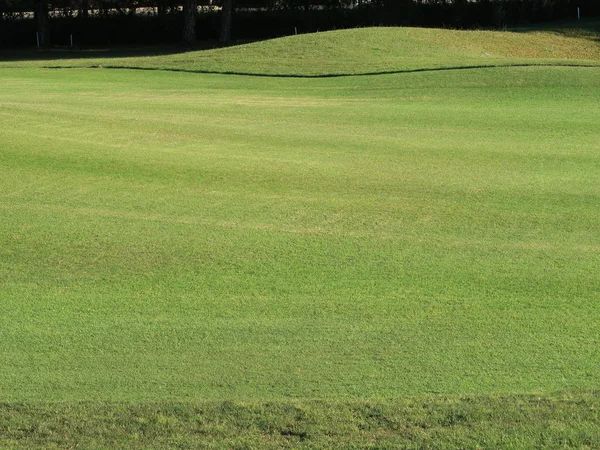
(0, 0, 598, 48)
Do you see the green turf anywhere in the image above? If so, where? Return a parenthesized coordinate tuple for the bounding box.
(2, 393, 599, 449)
(1, 23, 600, 447)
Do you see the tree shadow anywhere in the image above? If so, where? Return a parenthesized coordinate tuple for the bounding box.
(510, 17, 600, 43)
(0, 39, 252, 63)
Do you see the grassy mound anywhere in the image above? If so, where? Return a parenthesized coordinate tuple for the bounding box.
(131, 22, 600, 75)
(2, 19, 600, 75)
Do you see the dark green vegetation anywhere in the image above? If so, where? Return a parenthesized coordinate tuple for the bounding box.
(1, 25, 600, 447)
(2, 393, 599, 448)
(2, 0, 599, 48)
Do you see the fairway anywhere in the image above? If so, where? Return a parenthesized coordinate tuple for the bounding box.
(1, 25, 600, 447)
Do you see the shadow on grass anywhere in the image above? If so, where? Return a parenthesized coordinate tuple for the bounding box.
(0, 39, 253, 63)
(43, 61, 600, 79)
(510, 17, 600, 42)
(1, 391, 599, 449)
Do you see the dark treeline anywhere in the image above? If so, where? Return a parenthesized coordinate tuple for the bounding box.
(0, 0, 599, 48)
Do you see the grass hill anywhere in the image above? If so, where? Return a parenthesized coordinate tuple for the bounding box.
(129, 22, 600, 75)
(2, 19, 600, 75)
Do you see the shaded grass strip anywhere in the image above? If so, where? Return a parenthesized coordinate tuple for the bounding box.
(41, 62, 600, 78)
(2, 392, 599, 448)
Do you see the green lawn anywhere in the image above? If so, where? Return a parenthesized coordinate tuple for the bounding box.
(1, 24, 599, 447)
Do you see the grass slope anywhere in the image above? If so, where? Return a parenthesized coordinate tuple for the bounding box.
(123, 22, 600, 75)
(1, 22, 600, 447)
(2, 20, 600, 75)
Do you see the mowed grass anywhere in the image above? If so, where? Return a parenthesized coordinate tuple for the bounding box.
(1, 24, 600, 447)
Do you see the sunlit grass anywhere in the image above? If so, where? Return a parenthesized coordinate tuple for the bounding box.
(1, 21, 599, 447)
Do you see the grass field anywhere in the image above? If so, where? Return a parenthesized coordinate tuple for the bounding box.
(1, 22, 600, 447)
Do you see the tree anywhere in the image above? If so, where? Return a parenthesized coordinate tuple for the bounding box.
(219, 0, 233, 43)
(182, 0, 196, 43)
(80, 0, 89, 18)
(34, 0, 49, 48)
